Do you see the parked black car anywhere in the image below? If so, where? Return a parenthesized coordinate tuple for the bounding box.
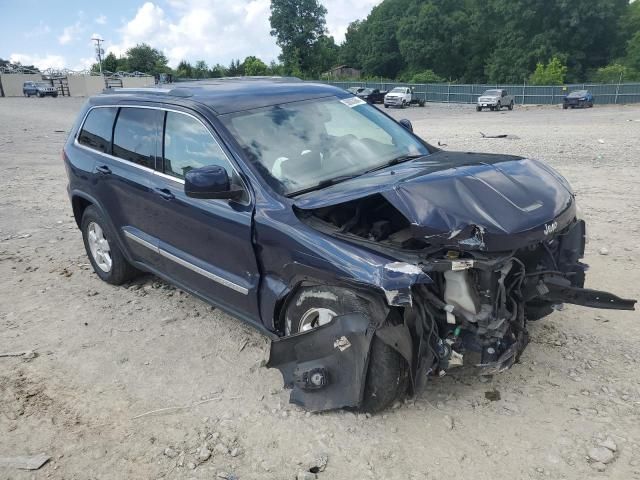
(346, 86, 365, 95)
(23, 81, 58, 97)
(356, 88, 387, 104)
(63, 78, 635, 413)
(563, 90, 594, 109)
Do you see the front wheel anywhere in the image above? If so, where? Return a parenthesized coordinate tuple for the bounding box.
(384, 104, 388, 109)
(81, 206, 140, 285)
(563, 104, 568, 110)
(508, 101, 514, 111)
(476, 106, 482, 112)
(495, 102, 501, 111)
(285, 286, 408, 413)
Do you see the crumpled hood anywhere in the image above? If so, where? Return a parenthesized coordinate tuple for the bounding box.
(294, 151, 576, 251)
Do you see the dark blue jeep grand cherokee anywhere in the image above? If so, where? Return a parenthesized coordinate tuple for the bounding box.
(64, 78, 635, 412)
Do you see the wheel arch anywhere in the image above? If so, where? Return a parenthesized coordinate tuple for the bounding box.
(70, 190, 135, 265)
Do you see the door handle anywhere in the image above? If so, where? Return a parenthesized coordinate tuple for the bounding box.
(96, 165, 111, 175)
(154, 187, 175, 200)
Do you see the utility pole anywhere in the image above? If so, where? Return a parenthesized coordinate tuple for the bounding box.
(92, 36, 104, 75)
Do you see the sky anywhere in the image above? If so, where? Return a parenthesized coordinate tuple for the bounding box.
(1, 0, 381, 71)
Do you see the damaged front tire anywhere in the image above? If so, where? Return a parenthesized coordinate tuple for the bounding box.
(285, 286, 408, 412)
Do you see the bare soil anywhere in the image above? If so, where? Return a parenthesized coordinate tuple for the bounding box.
(1, 97, 639, 480)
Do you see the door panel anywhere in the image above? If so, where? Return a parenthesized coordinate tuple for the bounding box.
(149, 177, 259, 318)
(145, 108, 260, 323)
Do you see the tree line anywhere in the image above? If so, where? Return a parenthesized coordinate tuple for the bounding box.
(90, 0, 639, 84)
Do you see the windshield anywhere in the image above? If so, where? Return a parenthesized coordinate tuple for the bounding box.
(221, 96, 432, 195)
(36, 82, 50, 87)
(568, 90, 588, 97)
(482, 90, 501, 96)
(390, 87, 405, 93)
(360, 88, 373, 94)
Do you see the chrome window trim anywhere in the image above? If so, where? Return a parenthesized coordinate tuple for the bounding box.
(123, 230, 249, 295)
(74, 104, 246, 191)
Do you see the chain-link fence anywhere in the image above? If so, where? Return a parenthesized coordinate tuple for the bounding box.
(324, 80, 640, 105)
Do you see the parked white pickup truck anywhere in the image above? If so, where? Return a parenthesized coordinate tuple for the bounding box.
(477, 89, 514, 111)
(384, 87, 425, 108)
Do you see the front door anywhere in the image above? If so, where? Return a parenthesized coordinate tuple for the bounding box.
(143, 108, 260, 325)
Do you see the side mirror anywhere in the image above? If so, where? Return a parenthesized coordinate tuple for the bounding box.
(399, 119, 413, 133)
(185, 165, 243, 200)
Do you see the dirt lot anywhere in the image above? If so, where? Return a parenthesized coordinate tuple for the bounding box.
(1, 96, 639, 480)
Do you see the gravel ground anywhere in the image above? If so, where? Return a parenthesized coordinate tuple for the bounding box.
(1, 96, 639, 480)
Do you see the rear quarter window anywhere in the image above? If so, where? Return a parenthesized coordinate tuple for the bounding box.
(77, 107, 118, 154)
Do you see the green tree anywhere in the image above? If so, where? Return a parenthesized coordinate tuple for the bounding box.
(209, 63, 227, 78)
(269, 0, 328, 75)
(125, 43, 169, 75)
(193, 60, 208, 78)
(409, 69, 445, 83)
(227, 59, 243, 76)
(591, 63, 639, 83)
(103, 52, 119, 73)
(242, 56, 269, 76)
(176, 60, 193, 78)
(529, 57, 568, 85)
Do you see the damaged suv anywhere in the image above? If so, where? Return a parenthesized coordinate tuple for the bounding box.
(64, 78, 635, 413)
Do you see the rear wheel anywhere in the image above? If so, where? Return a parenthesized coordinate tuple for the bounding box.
(508, 100, 514, 111)
(285, 286, 408, 413)
(81, 206, 139, 285)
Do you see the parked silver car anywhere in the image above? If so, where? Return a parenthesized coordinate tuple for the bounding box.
(477, 89, 514, 111)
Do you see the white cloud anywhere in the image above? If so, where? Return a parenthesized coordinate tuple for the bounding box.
(24, 21, 51, 38)
(96, 14, 108, 25)
(9, 53, 67, 70)
(105, 0, 379, 68)
(58, 21, 85, 45)
(323, 0, 381, 43)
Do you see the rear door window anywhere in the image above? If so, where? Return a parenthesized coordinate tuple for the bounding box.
(77, 107, 118, 154)
(113, 107, 163, 169)
(163, 111, 233, 179)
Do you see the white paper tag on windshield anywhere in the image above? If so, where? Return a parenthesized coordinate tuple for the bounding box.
(340, 96, 366, 108)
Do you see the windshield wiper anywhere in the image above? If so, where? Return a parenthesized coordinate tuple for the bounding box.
(287, 174, 361, 197)
(362, 154, 425, 174)
(287, 154, 425, 197)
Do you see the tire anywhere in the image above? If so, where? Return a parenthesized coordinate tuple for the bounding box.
(285, 286, 408, 413)
(489, 106, 495, 111)
(401, 101, 406, 109)
(508, 101, 514, 111)
(384, 104, 388, 109)
(81, 205, 139, 285)
(53, 93, 58, 98)
(495, 102, 501, 111)
(38, 92, 44, 98)
(563, 104, 568, 110)
(476, 106, 482, 112)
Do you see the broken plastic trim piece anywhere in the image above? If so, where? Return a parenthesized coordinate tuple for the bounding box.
(267, 313, 374, 412)
(542, 281, 636, 310)
(379, 262, 432, 306)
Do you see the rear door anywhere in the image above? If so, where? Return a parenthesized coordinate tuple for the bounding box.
(90, 105, 166, 269)
(143, 107, 261, 324)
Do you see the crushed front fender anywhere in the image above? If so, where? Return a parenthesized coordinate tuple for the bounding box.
(267, 313, 374, 412)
